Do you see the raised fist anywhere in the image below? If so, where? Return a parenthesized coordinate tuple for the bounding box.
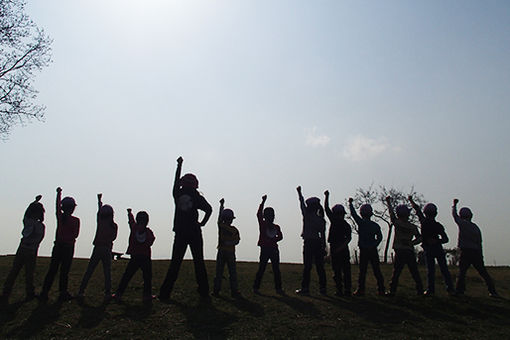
(262, 195, 267, 201)
(177, 156, 183, 164)
(219, 198, 225, 205)
(324, 190, 329, 196)
(35, 195, 42, 202)
(348, 197, 353, 204)
(56, 187, 62, 193)
(453, 198, 459, 205)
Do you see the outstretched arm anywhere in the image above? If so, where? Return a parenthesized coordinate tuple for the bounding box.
(324, 190, 333, 219)
(297, 186, 306, 214)
(385, 196, 396, 224)
(452, 198, 460, 223)
(127, 208, 135, 229)
(408, 195, 424, 221)
(348, 197, 362, 225)
(97, 193, 103, 212)
(218, 198, 225, 224)
(56, 187, 62, 219)
(173, 157, 183, 198)
(257, 195, 267, 222)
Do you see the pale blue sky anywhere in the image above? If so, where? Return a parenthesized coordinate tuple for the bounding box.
(1, 0, 510, 264)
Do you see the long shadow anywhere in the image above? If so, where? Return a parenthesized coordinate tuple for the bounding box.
(219, 295, 265, 317)
(271, 295, 322, 318)
(122, 301, 153, 321)
(340, 297, 419, 325)
(174, 299, 238, 339)
(0, 300, 25, 330)
(77, 301, 107, 329)
(6, 300, 64, 338)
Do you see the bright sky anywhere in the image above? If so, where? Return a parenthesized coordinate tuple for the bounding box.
(1, 1, 510, 265)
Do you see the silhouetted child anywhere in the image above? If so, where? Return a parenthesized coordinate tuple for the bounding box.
(296, 186, 327, 296)
(253, 195, 284, 295)
(349, 198, 385, 296)
(212, 198, 241, 298)
(385, 196, 423, 296)
(452, 199, 498, 297)
(113, 208, 155, 303)
(1, 195, 45, 304)
(78, 193, 118, 302)
(40, 187, 80, 302)
(159, 157, 212, 300)
(324, 190, 352, 297)
(409, 196, 454, 296)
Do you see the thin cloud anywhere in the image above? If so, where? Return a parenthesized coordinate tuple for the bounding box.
(343, 135, 397, 161)
(305, 127, 331, 147)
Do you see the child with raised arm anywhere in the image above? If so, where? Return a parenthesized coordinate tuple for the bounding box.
(409, 196, 454, 296)
(385, 196, 423, 296)
(40, 187, 80, 302)
(113, 208, 155, 303)
(213, 198, 241, 298)
(324, 190, 352, 297)
(159, 157, 212, 300)
(253, 195, 284, 295)
(1, 195, 45, 304)
(78, 193, 118, 302)
(349, 198, 385, 296)
(296, 186, 327, 296)
(452, 199, 498, 297)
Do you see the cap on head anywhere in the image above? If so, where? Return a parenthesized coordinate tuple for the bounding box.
(221, 208, 235, 221)
(395, 204, 410, 218)
(136, 211, 149, 226)
(61, 197, 76, 212)
(180, 173, 199, 189)
(459, 207, 473, 219)
(332, 204, 346, 215)
(360, 204, 373, 217)
(305, 197, 320, 207)
(423, 203, 437, 218)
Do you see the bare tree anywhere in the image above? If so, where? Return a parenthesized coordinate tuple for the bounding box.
(0, 0, 52, 138)
(348, 184, 426, 263)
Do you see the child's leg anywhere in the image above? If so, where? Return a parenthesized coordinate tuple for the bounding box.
(213, 251, 226, 293)
(79, 247, 101, 295)
(331, 252, 343, 293)
(341, 249, 352, 294)
(24, 249, 37, 297)
(225, 252, 238, 293)
(314, 244, 327, 292)
(101, 248, 113, 296)
(470, 249, 496, 294)
(369, 248, 385, 293)
(59, 245, 74, 295)
(357, 248, 369, 293)
(406, 252, 424, 293)
(116, 258, 139, 297)
(424, 249, 436, 293)
(269, 248, 282, 291)
(2, 248, 25, 298)
(254, 248, 270, 290)
(160, 234, 188, 298)
(140, 257, 152, 299)
(189, 233, 209, 297)
(389, 250, 406, 294)
(436, 249, 454, 292)
(41, 245, 63, 296)
(301, 241, 314, 291)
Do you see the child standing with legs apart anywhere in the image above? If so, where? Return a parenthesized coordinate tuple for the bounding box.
(113, 208, 155, 303)
(253, 195, 284, 295)
(159, 157, 212, 300)
(78, 193, 118, 302)
(452, 199, 498, 297)
(296, 186, 327, 296)
(409, 196, 454, 296)
(349, 197, 385, 296)
(212, 198, 241, 298)
(1, 195, 45, 304)
(385, 196, 424, 296)
(324, 190, 352, 297)
(40, 187, 80, 302)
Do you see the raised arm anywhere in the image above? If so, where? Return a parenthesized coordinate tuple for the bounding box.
(218, 198, 225, 224)
(173, 157, 183, 198)
(385, 196, 396, 224)
(97, 193, 103, 212)
(127, 208, 135, 229)
(257, 195, 267, 222)
(408, 195, 424, 221)
(297, 186, 306, 214)
(348, 197, 362, 225)
(452, 198, 461, 223)
(56, 187, 62, 219)
(324, 190, 333, 219)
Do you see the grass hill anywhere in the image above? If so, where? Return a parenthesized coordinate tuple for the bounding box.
(1, 256, 509, 339)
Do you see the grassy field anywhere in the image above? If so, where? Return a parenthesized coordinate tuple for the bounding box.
(0, 255, 509, 339)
